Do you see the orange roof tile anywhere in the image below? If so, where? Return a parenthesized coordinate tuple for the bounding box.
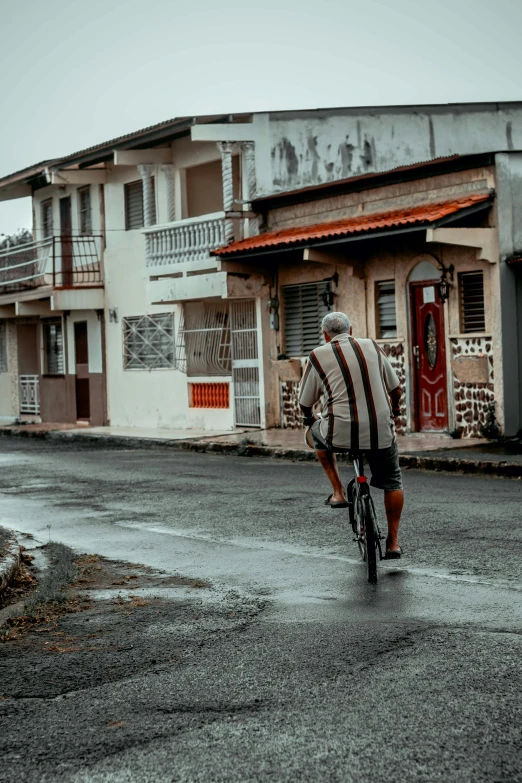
(215, 193, 492, 257)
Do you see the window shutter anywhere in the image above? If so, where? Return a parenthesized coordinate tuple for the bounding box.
(459, 272, 486, 333)
(125, 179, 156, 230)
(42, 200, 53, 238)
(125, 181, 144, 230)
(376, 281, 397, 338)
(78, 187, 92, 235)
(282, 282, 330, 356)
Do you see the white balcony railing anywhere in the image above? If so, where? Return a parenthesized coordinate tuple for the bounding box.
(143, 212, 229, 268)
(0, 238, 52, 290)
(0, 236, 102, 293)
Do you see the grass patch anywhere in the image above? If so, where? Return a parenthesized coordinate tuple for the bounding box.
(1, 542, 83, 641)
(24, 542, 77, 613)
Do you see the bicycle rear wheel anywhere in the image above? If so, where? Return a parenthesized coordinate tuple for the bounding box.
(362, 494, 378, 584)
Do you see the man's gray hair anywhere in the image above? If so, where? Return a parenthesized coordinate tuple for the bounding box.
(321, 312, 352, 337)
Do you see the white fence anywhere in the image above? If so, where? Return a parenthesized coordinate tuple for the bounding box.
(19, 375, 40, 415)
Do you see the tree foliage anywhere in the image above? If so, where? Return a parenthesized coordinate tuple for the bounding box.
(0, 228, 32, 252)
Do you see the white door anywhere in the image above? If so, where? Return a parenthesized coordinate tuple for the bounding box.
(229, 299, 261, 427)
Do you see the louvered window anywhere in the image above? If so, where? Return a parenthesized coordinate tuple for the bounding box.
(123, 313, 175, 369)
(459, 271, 486, 333)
(124, 179, 156, 230)
(41, 200, 53, 238)
(0, 321, 7, 372)
(178, 301, 232, 377)
(376, 281, 397, 338)
(282, 282, 330, 356)
(78, 187, 92, 235)
(43, 320, 64, 375)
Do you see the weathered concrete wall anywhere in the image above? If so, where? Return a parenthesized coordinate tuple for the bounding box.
(262, 105, 522, 196)
(495, 152, 522, 435)
(0, 320, 18, 422)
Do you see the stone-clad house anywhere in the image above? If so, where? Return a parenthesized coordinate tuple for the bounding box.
(1, 102, 521, 437)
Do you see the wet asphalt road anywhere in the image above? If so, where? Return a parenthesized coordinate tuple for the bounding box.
(0, 438, 521, 782)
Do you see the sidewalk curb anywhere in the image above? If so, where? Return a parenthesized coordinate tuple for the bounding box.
(1, 427, 522, 478)
(0, 533, 22, 598)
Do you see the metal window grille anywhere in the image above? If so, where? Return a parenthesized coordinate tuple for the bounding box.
(189, 382, 230, 408)
(124, 179, 156, 230)
(179, 301, 232, 377)
(41, 200, 53, 238)
(376, 281, 397, 338)
(123, 313, 175, 370)
(0, 320, 7, 372)
(282, 282, 330, 356)
(459, 271, 486, 333)
(43, 320, 64, 375)
(78, 187, 92, 235)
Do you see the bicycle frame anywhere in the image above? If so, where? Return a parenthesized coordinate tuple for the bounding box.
(347, 453, 384, 583)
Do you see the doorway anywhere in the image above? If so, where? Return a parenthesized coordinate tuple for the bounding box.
(59, 196, 73, 286)
(410, 281, 448, 431)
(74, 321, 90, 421)
(17, 323, 40, 415)
(229, 299, 261, 427)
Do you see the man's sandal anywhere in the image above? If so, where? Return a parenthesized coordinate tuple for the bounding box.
(384, 546, 404, 560)
(325, 494, 349, 509)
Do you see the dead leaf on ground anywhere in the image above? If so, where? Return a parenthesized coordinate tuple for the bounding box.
(107, 721, 127, 729)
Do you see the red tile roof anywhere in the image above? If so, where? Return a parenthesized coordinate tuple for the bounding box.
(214, 193, 492, 257)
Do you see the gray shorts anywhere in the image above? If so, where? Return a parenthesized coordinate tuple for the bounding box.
(309, 419, 403, 492)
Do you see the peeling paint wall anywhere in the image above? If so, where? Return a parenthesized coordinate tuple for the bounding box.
(258, 105, 522, 196)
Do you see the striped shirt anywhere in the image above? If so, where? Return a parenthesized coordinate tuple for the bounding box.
(299, 333, 400, 451)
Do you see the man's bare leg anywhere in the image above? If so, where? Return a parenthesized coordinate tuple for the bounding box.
(316, 450, 346, 503)
(384, 489, 404, 552)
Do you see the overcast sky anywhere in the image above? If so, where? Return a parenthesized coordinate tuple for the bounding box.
(1, 0, 521, 235)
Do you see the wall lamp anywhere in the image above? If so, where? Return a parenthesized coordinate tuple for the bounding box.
(437, 263, 454, 304)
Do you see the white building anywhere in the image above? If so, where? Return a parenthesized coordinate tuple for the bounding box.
(1, 103, 522, 436)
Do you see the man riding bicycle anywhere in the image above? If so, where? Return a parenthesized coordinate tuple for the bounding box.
(299, 312, 404, 559)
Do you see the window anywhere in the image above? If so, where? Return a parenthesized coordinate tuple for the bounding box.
(0, 321, 7, 372)
(177, 301, 232, 376)
(123, 313, 175, 369)
(78, 187, 92, 235)
(282, 282, 331, 356)
(41, 200, 53, 238)
(124, 179, 156, 230)
(459, 271, 486, 333)
(376, 281, 397, 339)
(43, 321, 64, 374)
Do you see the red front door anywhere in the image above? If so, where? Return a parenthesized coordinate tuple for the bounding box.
(410, 281, 448, 432)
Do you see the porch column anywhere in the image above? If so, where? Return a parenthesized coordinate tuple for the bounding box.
(243, 141, 259, 237)
(138, 164, 156, 228)
(218, 142, 235, 243)
(161, 164, 176, 223)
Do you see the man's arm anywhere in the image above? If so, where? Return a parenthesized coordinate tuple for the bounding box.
(389, 385, 402, 420)
(298, 356, 322, 427)
(300, 403, 317, 428)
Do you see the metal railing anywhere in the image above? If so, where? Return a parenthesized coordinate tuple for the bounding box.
(0, 235, 103, 292)
(19, 375, 40, 415)
(143, 213, 229, 267)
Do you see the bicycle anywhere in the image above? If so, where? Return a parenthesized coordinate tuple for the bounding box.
(346, 454, 385, 584)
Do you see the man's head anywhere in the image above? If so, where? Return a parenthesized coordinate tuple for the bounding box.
(321, 312, 352, 343)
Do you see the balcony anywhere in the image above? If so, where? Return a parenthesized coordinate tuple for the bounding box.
(143, 212, 229, 273)
(0, 235, 103, 296)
